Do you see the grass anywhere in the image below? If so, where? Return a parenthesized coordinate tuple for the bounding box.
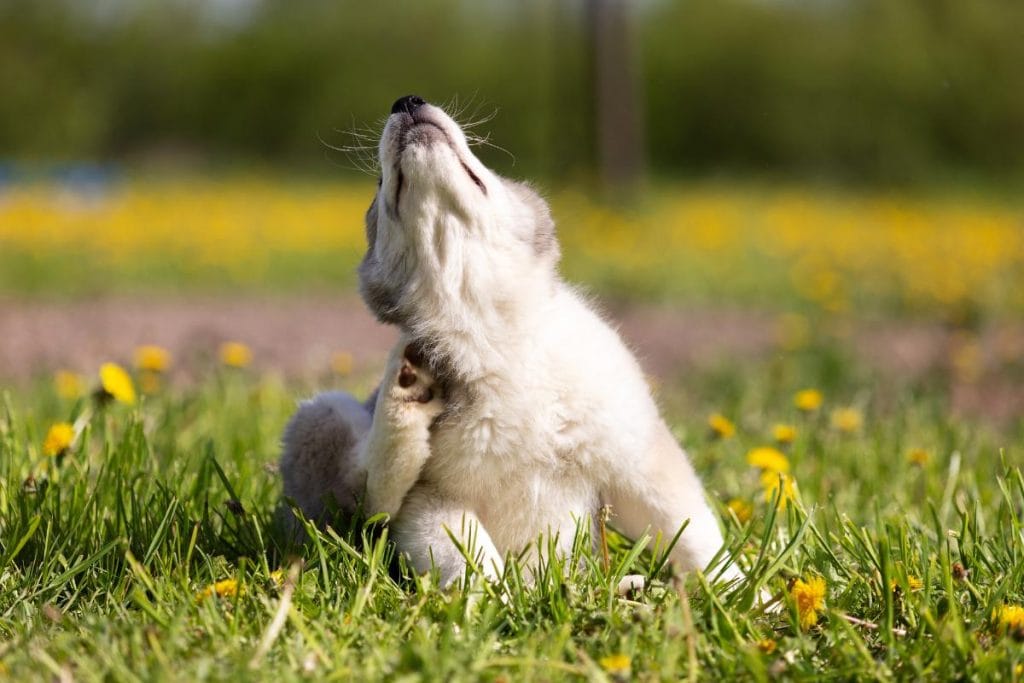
(2, 340, 1023, 681)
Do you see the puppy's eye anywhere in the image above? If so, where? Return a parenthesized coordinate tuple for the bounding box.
(461, 162, 486, 195)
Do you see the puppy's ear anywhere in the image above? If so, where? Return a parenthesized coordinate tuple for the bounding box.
(506, 180, 560, 264)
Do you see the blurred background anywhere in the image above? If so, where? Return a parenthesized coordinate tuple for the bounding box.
(4, 0, 1024, 183)
(1, 0, 1022, 421)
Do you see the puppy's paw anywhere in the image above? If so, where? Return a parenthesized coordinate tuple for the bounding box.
(389, 342, 444, 421)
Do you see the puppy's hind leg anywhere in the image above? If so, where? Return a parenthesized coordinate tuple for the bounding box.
(278, 391, 373, 540)
(606, 423, 743, 587)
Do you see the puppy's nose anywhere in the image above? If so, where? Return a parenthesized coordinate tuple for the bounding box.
(391, 95, 425, 115)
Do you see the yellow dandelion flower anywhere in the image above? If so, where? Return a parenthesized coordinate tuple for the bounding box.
(889, 575, 924, 592)
(54, 370, 84, 399)
(42, 422, 74, 457)
(761, 471, 797, 509)
(331, 351, 355, 376)
(727, 498, 753, 524)
(772, 423, 797, 444)
(791, 576, 826, 630)
(134, 345, 171, 373)
(994, 604, 1024, 635)
(756, 638, 777, 654)
(269, 569, 286, 586)
(907, 448, 930, 466)
(746, 446, 790, 473)
(99, 363, 136, 404)
(794, 388, 823, 412)
(598, 654, 630, 675)
(708, 413, 736, 439)
(197, 578, 240, 602)
(220, 341, 252, 368)
(830, 407, 863, 433)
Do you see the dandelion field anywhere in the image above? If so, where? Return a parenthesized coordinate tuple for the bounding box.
(1, 177, 1023, 680)
(2, 178, 1023, 319)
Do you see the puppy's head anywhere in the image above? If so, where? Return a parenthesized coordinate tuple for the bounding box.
(358, 96, 559, 326)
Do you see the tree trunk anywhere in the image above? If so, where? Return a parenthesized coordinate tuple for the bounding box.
(586, 0, 645, 197)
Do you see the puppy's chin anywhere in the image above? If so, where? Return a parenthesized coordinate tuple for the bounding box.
(401, 121, 448, 154)
(399, 143, 466, 196)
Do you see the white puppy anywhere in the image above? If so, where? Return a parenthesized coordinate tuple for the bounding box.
(280, 95, 741, 589)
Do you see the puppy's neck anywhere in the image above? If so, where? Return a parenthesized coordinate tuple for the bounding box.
(405, 263, 556, 383)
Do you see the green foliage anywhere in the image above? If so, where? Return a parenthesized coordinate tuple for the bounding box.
(644, 0, 1024, 182)
(1, 346, 1022, 680)
(0, 0, 591, 179)
(2, 0, 1024, 183)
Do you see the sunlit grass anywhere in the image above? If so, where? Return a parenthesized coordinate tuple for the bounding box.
(1, 342, 1022, 680)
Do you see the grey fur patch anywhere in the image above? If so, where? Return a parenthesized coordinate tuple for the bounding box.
(278, 391, 371, 532)
(364, 194, 379, 246)
(358, 195, 405, 324)
(363, 384, 380, 416)
(505, 180, 560, 262)
(358, 255, 404, 325)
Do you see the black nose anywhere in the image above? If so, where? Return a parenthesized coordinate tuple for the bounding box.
(391, 95, 425, 115)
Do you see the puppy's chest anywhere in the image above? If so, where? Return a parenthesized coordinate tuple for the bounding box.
(426, 383, 579, 478)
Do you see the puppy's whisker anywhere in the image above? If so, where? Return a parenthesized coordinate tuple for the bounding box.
(317, 136, 381, 176)
(341, 129, 381, 146)
(316, 116, 392, 176)
(459, 106, 499, 131)
(443, 92, 473, 122)
(441, 93, 463, 118)
(446, 91, 490, 129)
(465, 133, 516, 166)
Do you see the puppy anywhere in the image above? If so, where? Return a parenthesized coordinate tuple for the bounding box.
(280, 95, 742, 589)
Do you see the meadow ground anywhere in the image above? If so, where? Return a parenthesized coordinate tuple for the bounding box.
(0, 178, 1022, 680)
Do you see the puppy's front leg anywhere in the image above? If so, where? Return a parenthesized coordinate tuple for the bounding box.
(361, 338, 444, 519)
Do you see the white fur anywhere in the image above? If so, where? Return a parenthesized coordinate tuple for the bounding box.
(280, 100, 741, 591)
(360, 339, 444, 518)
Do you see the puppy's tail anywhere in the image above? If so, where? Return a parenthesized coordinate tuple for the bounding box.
(277, 391, 374, 542)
